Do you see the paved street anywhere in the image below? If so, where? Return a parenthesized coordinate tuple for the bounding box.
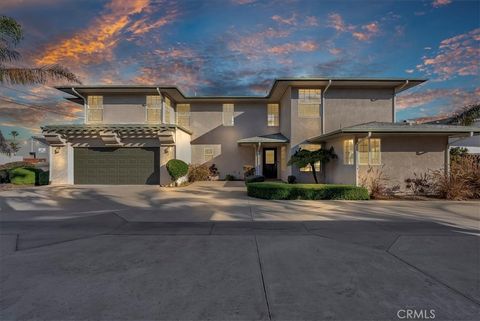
(1, 183, 479, 320)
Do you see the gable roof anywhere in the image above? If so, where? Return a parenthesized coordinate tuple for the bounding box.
(309, 121, 480, 142)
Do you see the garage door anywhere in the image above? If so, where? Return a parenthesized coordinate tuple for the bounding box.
(74, 148, 160, 184)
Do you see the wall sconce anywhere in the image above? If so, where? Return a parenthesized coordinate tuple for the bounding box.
(54, 147, 61, 154)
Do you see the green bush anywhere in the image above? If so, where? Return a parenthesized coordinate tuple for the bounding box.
(166, 159, 189, 181)
(245, 175, 265, 185)
(8, 167, 49, 186)
(0, 169, 10, 183)
(225, 174, 235, 181)
(247, 182, 370, 200)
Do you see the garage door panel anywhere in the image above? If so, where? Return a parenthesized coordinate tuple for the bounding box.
(74, 148, 159, 185)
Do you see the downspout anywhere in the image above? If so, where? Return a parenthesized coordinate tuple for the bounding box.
(393, 80, 408, 123)
(354, 132, 371, 187)
(322, 80, 332, 134)
(72, 87, 87, 124)
(256, 143, 262, 175)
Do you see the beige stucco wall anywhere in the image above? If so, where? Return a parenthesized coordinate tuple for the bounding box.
(358, 134, 447, 191)
(324, 88, 394, 133)
(98, 95, 147, 124)
(49, 144, 73, 184)
(175, 128, 191, 164)
(279, 88, 292, 181)
(324, 136, 356, 185)
(189, 101, 281, 179)
(323, 134, 447, 190)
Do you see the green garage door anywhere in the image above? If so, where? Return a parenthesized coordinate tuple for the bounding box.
(74, 147, 160, 184)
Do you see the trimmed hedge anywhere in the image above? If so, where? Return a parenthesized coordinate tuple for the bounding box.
(0, 166, 49, 186)
(166, 159, 189, 181)
(245, 175, 265, 184)
(247, 182, 370, 200)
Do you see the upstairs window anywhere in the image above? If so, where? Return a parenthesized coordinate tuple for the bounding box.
(223, 103, 234, 126)
(164, 96, 172, 124)
(176, 104, 191, 128)
(298, 144, 321, 172)
(358, 138, 381, 165)
(298, 89, 321, 118)
(343, 139, 354, 165)
(267, 103, 280, 127)
(87, 95, 103, 122)
(146, 95, 161, 123)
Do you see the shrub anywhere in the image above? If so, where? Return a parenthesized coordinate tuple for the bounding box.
(166, 159, 189, 181)
(225, 174, 235, 181)
(243, 165, 255, 178)
(9, 167, 36, 185)
(430, 156, 480, 200)
(287, 175, 296, 184)
(209, 164, 219, 177)
(245, 175, 265, 184)
(0, 169, 10, 184)
(405, 172, 432, 196)
(360, 165, 391, 198)
(188, 164, 210, 182)
(247, 182, 369, 200)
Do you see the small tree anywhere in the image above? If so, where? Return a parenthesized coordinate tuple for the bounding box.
(8, 130, 20, 155)
(288, 147, 337, 184)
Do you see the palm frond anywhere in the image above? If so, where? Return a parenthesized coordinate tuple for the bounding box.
(0, 46, 20, 62)
(0, 16, 23, 46)
(0, 64, 82, 85)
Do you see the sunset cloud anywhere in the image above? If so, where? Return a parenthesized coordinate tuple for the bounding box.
(397, 87, 480, 110)
(328, 13, 379, 41)
(35, 0, 151, 66)
(267, 41, 317, 55)
(416, 28, 479, 80)
(432, 0, 452, 8)
(272, 14, 297, 26)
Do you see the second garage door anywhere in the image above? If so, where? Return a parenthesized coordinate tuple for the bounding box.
(74, 147, 160, 185)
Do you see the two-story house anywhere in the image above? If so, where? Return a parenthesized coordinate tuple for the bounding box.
(42, 78, 479, 189)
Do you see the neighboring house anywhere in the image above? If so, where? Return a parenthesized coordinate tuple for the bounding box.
(42, 78, 479, 189)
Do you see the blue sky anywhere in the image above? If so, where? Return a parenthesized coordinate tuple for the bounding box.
(0, 0, 479, 140)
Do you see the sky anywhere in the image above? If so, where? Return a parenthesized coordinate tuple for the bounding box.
(0, 0, 479, 143)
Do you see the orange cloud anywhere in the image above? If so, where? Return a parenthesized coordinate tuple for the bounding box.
(272, 14, 297, 26)
(35, 0, 150, 65)
(328, 13, 379, 41)
(267, 41, 317, 55)
(397, 87, 480, 110)
(432, 0, 452, 8)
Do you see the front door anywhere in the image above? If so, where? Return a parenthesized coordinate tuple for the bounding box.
(263, 148, 277, 179)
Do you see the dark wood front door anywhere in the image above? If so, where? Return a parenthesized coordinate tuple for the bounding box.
(263, 148, 277, 179)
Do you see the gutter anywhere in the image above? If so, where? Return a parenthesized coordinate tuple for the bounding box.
(322, 80, 332, 134)
(354, 131, 371, 187)
(72, 87, 87, 124)
(393, 80, 409, 123)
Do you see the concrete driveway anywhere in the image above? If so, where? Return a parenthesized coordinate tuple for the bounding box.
(1, 182, 479, 320)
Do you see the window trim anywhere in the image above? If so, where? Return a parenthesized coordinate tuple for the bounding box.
(358, 138, 382, 166)
(222, 103, 234, 126)
(297, 88, 321, 118)
(146, 95, 162, 123)
(87, 95, 103, 123)
(176, 103, 191, 128)
(267, 103, 280, 127)
(343, 139, 354, 165)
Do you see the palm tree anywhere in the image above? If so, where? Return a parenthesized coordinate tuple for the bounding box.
(0, 15, 81, 85)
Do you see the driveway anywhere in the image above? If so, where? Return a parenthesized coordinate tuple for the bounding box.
(1, 182, 479, 320)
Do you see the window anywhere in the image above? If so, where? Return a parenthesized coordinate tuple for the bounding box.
(223, 103, 234, 126)
(343, 139, 354, 165)
(267, 103, 279, 126)
(299, 144, 321, 172)
(265, 150, 275, 164)
(176, 104, 191, 128)
(204, 147, 214, 162)
(164, 96, 172, 124)
(146, 95, 161, 123)
(298, 89, 321, 118)
(358, 138, 381, 165)
(87, 95, 103, 122)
